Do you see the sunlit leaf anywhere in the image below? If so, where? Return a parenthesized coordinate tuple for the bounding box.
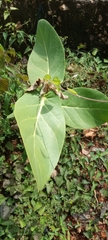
(19, 220, 26, 228)
(44, 74, 51, 81)
(28, 19, 65, 84)
(4, 10, 10, 20)
(51, 77, 61, 87)
(92, 48, 98, 56)
(14, 92, 65, 190)
(10, 7, 18, 10)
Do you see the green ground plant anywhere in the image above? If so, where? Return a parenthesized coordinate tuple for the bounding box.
(0, 124, 108, 239)
(14, 19, 108, 191)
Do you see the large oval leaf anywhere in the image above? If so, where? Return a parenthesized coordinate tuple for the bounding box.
(62, 88, 108, 129)
(14, 92, 65, 190)
(27, 19, 65, 84)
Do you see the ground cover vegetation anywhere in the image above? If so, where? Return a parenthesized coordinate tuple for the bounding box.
(0, 2, 108, 240)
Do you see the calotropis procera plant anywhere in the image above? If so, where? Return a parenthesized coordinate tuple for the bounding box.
(14, 19, 108, 190)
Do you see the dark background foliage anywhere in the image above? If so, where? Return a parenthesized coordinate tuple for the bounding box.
(0, 0, 108, 57)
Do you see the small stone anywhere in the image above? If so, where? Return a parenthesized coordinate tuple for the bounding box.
(0, 201, 11, 220)
(98, 14, 103, 22)
(76, 3, 81, 8)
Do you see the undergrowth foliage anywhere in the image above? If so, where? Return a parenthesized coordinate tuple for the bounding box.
(0, 19, 108, 240)
(0, 0, 35, 54)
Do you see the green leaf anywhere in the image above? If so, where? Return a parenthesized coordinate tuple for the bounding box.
(4, 10, 10, 20)
(10, 7, 18, 10)
(0, 220, 14, 226)
(92, 48, 98, 56)
(84, 231, 92, 239)
(51, 77, 61, 87)
(34, 202, 42, 211)
(7, 112, 14, 119)
(28, 19, 65, 84)
(0, 194, 7, 205)
(44, 74, 51, 81)
(67, 88, 77, 95)
(14, 92, 65, 190)
(62, 87, 108, 129)
(0, 45, 5, 69)
(19, 219, 26, 228)
(38, 206, 46, 215)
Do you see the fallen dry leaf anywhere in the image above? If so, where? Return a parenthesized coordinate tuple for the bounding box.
(81, 148, 90, 156)
(59, 4, 69, 11)
(77, 226, 82, 233)
(51, 169, 58, 179)
(100, 230, 107, 239)
(70, 236, 77, 240)
(83, 128, 97, 139)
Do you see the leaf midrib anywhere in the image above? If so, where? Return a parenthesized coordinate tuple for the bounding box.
(40, 28, 49, 74)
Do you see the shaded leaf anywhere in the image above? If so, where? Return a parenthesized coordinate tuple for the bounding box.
(0, 45, 5, 69)
(62, 88, 108, 129)
(0, 78, 9, 92)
